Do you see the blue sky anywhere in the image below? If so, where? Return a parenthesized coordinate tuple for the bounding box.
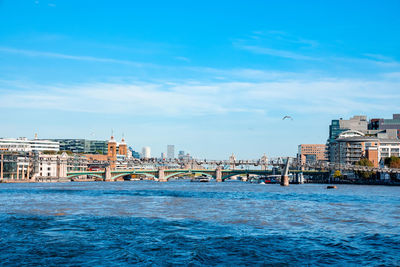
(1, 0, 400, 159)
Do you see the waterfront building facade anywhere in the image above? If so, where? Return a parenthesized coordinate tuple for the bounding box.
(298, 144, 327, 165)
(0, 153, 32, 180)
(35, 153, 82, 178)
(330, 130, 400, 167)
(0, 152, 86, 181)
(0, 137, 59, 152)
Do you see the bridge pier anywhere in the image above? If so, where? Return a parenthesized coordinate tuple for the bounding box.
(0, 154, 3, 182)
(215, 167, 222, 182)
(281, 175, 289, 186)
(281, 157, 290, 186)
(105, 166, 112, 181)
(158, 167, 167, 182)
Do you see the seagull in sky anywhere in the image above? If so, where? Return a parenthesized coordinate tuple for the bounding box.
(282, 116, 293, 120)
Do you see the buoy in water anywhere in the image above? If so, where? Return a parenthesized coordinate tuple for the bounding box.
(327, 185, 337, 189)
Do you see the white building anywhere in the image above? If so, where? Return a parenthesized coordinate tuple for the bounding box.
(37, 154, 63, 177)
(141, 146, 151, 159)
(36, 153, 86, 178)
(0, 137, 59, 152)
(379, 140, 400, 158)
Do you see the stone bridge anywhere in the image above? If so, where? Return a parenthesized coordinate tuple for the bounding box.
(66, 165, 328, 183)
(66, 167, 277, 182)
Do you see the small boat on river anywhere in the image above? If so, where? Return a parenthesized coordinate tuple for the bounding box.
(190, 176, 210, 182)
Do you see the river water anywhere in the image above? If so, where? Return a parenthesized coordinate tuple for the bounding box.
(0, 181, 399, 266)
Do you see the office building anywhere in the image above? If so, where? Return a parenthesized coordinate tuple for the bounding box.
(51, 139, 108, 154)
(181, 153, 193, 161)
(142, 147, 151, 159)
(369, 114, 400, 139)
(178, 150, 185, 159)
(167, 145, 175, 159)
(328, 116, 368, 144)
(0, 152, 32, 180)
(129, 147, 140, 159)
(298, 144, 327, 165)
(0, 137, 59, 152)
(327, 116, 368, 162)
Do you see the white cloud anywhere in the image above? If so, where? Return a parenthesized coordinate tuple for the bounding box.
(234, 44, 317, 61)
(333, 56, 400, 68)
(0, 47, 146, 67)
(253, 30, 319, 48)
(0, 72, 399, 118)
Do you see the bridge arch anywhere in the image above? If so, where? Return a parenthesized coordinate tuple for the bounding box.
(67, 174, 104, 180)
(133, 172, 156, 180)
(111, 172, 157, 181)
(222, 172, 265, 181)
(165, 171, 214, 180)
(111, 173, 133, 181)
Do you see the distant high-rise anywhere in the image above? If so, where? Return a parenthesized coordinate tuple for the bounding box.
(167, 145, 175, 159)
(142, 147, 151, 159)
(128, 147, 140, 159)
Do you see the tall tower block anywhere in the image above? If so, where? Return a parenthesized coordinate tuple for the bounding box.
(108, 135, 117, 169)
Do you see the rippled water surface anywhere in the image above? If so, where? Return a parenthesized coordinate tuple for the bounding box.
(0, 181, 399, 266)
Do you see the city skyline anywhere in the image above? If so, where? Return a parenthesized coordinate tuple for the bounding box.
(1, 1, 400, 158)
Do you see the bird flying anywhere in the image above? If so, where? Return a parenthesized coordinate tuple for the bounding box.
(282, 116, 293, 120)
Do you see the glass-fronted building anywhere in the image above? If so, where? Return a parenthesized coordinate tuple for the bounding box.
(51, 139, 108, 154)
